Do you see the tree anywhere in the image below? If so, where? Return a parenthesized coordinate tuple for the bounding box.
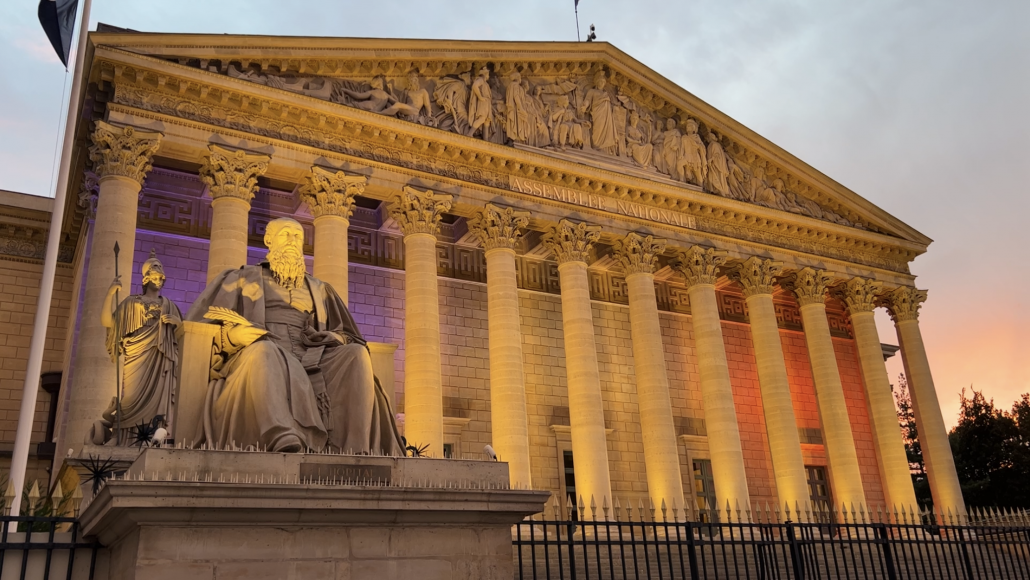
(893, 374, 931, 505)
(948, 388, 1030, 508)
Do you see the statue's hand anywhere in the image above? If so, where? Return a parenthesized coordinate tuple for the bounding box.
(108, 276, 123, 295)
(160, 314, 180, 326)
(226, 325, 267, 349)
(303, 327, 345, 347)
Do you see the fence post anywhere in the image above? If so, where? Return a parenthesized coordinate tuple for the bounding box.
(785, 521, 805, 580)
(685, 522, 700, 580)
(958, 527, 975, 580)
(876, 525, 898, 580)
(566, 520, 577, 580)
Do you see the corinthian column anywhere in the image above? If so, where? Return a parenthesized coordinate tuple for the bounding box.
(729, 257, 809, 512)
(67, 121, 162, 455)
(613, 233, 684, 508)
(469, 204, 532, 488)
(389, 186, 452, 456)
(200, 145, 270, 282)
(784, 268, 866, 510)
(300, 166, 366, 304)
(836, 278, 919, 510)
(880, 286, 964, 515)
(542, 219, 612, 510)
(673, 246, 751, 513)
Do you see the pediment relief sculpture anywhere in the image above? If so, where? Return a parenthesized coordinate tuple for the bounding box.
(209, 62, 862, 231)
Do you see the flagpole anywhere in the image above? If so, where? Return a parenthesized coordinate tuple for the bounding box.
(9, 0, 93, 519)
(575, 1, 581, 41)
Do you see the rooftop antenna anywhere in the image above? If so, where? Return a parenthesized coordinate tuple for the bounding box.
(586, 24, 597, 42)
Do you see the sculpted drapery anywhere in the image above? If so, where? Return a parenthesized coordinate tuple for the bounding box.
(185, 218, 404, 455)
(579, 71, 618, 155)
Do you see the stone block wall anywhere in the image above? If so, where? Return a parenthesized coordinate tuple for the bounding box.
(122, 229, 887, 510)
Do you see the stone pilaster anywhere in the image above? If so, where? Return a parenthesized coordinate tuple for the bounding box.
(199, 144, 270, 282)
(834, 278, 919, 510)
(613, 233, 685, 510)
(784, 267, 866, 510)
(542, 219, 613, 512)
(673, 246, 751, 514)
(729, 257, 809, 512)
(66, 121, 162, 456)
(300, 166, 366, 304)
(469, 204, 532, 488)
(389, 186, 452, 456)
(880, 286, 964, 516)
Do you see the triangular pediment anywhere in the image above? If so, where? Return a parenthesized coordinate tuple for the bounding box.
(85, 32, 930, 254)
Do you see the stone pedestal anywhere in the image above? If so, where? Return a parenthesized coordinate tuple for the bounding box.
(79, 449, 547, 580)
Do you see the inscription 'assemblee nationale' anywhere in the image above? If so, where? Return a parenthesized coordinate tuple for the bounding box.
(509, 176, 697, 230)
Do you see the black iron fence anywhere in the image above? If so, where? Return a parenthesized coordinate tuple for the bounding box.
(0, 515, 100, 580)
(513, 501, 1030, 579)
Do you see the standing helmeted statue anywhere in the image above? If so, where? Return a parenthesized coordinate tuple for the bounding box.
(91, 251, 181, 445)
(185, 217, 404, 455)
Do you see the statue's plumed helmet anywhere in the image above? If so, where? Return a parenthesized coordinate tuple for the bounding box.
(141, 249, 163, 277)
(264, 217, 305, 245)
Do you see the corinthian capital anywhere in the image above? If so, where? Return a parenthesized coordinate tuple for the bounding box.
(541, 219, 601, 264)
(728, 256, 782, 298)
(468, 203, 530, 252)
(878, 286, 927, 323)
(612, 233, 667, 276)
(88, 121, 163, 184)
(388, 186, 453, 237)
(782, 267, 833, 306)
(300, 166, 366, 220)
(199, 144, 271, 203)
(672, 245, 727, 288)
(834, 277, 884, 315)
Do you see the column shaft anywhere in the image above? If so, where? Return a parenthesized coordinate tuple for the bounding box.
(626, 271, 684, 507)
(688, 284, 751, 510)
(207, 196, 251, 282)
(850, 311, 918, 509)
(313, 214, 350, 304)
(896, 319, 964, 513)
(558, 261, 613, 508)
(485, 247, 532, 488)
(66, 176, 142, 454)
(798, 303, 867, 509)
(402, 232, 444, 454)
(746, 293, 810, 511)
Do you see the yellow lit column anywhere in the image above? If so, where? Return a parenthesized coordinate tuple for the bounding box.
(729, 257, 810, 512)
(389, 186, 452, 456)
(542, 219, 613, 510)
(613, 233, 684, 508)
(836, 278, 919, 510)
(469, 204, 532, 488)
(66, 121, 162, 455)
(300, 166, 367, 304)
(200, 145, 270, 282)
(673, 246, 751, 512)
(881, 286, 964, 515)
(785, 268, 866, 510)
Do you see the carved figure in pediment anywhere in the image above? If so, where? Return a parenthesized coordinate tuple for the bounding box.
(433, 72, 471, 135)
(705, 131, 731, 196)
(578, 71, 619, 155)
(626, 110, 654, 168)
(405, 71, 435, 127)
(677, 119, 707, 186)
(469, 67, 496, 141)
(726, 158, 751, 201)
(339, 75, 420, 119)
(654, 118, 682, 178)
(548, 94, 586, 151)
(505, 71, 548, 146)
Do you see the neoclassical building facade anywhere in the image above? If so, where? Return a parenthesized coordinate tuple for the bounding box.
(1, 30, 963, 517)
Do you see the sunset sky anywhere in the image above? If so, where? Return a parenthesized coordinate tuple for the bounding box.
(1, 0, 1026, 427)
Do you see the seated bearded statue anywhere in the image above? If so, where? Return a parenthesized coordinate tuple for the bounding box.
(185, 217, 404, 454)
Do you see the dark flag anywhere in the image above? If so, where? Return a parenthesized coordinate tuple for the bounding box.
(38, 0, 79, 67)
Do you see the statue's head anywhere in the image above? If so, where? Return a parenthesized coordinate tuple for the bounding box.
(509, 70, 521, 84)
(594, 70, 607, 89)
(666, 118, 677, 130)
(685, 119, 698, 134)
(370, 75, 385, 90)
(407, 71, 421, 90)
(477, 66, 489, 80)
(557, 94, 570, 108)
(141, 250, 165, 290)
(264, 218, 306, 289)
(629, 110, 640, 126)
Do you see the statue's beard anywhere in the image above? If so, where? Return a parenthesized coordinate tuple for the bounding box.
(268, 245, 306, 289)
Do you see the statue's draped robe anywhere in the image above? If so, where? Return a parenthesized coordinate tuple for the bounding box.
(185, 265, 403, 455)
(581, 88, 618, 154)
(106, 296, 180, 440)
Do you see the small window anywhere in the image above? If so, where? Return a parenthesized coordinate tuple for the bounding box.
(443, 443, 453, 459)
(693, 459, 717, 522)
(806, 465, 832, 518)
